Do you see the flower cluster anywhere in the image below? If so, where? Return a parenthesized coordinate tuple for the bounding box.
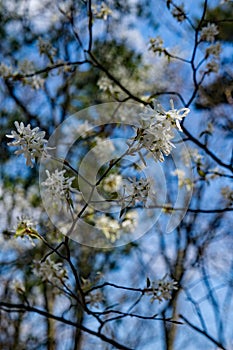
(15, 215, 39, 244)
(205, 42, 221, 59)
(97, 76, 116, 95)
(148, 37, 164, 55)
(6, 121, 48, 167)
(172, 4, 186, 22)
(86, 291, 104, 308)
(96, 215, 120, 242)
(41, 169, 75, 208)
(92, 2, 112, 20)
(200, 23, 219, 42)
(146, 275, 178, 303)
(38, 37, 57, 62)
(126, 178, 151, 206)
(0, 62, 13, 78)
(121, 210, 138, 232)
(172, 169, 193, 192)
(33, 258, 68, 285)
(134, 99, 190, 162)
(221, 186, 233, 205)
(102, 173, 122, 193)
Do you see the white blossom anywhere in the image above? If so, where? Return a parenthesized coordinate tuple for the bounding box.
(172, 4, 186, 22)
(102, 174, 122, 193)
(92, 2, 112, 20)
(206, 60, 219, 74)
(135, 99, 189, 162)
(33, 258, 68, 285)
(0, 62, 13, 77)
(221, 186, 233, 205)
(15, 215, 39, 245)
(172, 169, 193, 192)
(97, 76, 116, 95)
(125, 178, 151, 206)
(205, 42, 221, 58)
(96, 215, 120, 242)
(146, 275, 178, 303)
(6, 121, 48, 167)
(121, 210, 138, 232)
(11, 280, 26, 295)
(200, 23, 219, 43)
(86, 291, 104, 307)
(41, 169, 75, 207)
(182, 147, 203, 167)
(38, 37, 57, 60)
(148, 36, 164, 54)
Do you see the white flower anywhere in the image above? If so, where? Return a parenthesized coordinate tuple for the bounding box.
(86, 291, 104, 307)
(172, 169, 193, 192)
(205, 42, 221, 58)
(97, 76, 115, 94)
(182, 147, 203, 167)
(14, 215, 39, 245)
(38, 37, 57, 60)
(11, 280, 26, 295)
(33, 258, 68, 285)
(146, 275, 178, 303)
(136, 99, 189, 162)
(96, 215, 120, 242)
(172, 4, 186, 22)
(221, 186, 233, 204)
(41, 169, 75, 207)
(200, 23, 219, 42)
(6, 121, 48, 167)
(206, 60, 219, 74)
(102, 174, 122, 193)
(148, 36, 164, 54)
(92, 2, 112, 20)
(125, 178, 151, 206)
(121, 210, 138, 232)
(0, 63, 13, 77)
(77, 121, 93, 135)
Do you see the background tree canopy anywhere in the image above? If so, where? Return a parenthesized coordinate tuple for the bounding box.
(0, 0, 233, 349)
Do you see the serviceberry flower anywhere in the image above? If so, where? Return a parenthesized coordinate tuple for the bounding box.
(41, 169, 75, 208)
(33, 258, 68, 286)
(148, 37, 164, 55)
(38, 37, 57, 62)
(96, 214, 120, 242)
(15, 215, 40, 245)
(6, 121, 48, 167)
(200, 23, 219, 42)
(205, 42, 221, 58)
(92, 2, 112, 20)
(146, 275, 178, 303)
(125, 178, 151, 206)
(134, 99, 190, 162)
(102, 174, 122, 193)
(172, 4, 186, 22)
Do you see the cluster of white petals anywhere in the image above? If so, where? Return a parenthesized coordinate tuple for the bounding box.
(148, 36, 164, 54)
(92, 2, 112, 20)
(38, 37, 57, 59)
(102, 173, 122, 193)
(6, 121, 48, 167)
(134, 99, 190, 162)
(96, 214, 120, 242)
(33, 258, 68, 285)
(147, 275, 178, 303)
(200, 23, 219, 42)
(41, 169, 75, 206)
(126, 178, 151, 206)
